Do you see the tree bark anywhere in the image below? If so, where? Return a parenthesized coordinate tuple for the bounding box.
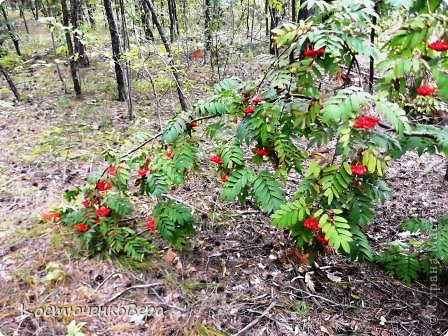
(268, 6, 278, 55)
(19, 2, 29, 34)
(46, 0, 66, 85)
(1, 6, 21, 56)
(118, 0, 133, 119)
(103, 0, 126, 101)
(71, 0, 89, 68)
(265, 0, 268, 37)
(87, 2, 96, 28)
(204, 0, 212, 64)
(143, 0, 188, 112)
(141, 0, 154, 40)
(61, 0, 82, 96)
(291, 0, 296, 22)
(0, 63, 20, 101)
(50, 29, 68, 93)
(167, 0, 176, 42)
(35, 0, 41, 19)
(369, 1, 379, 94)
(250, 0, 254, 42)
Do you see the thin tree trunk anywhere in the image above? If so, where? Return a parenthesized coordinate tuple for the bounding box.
(143, 0, 188, 112)
(30, 0, 37, 19)
(1, 6, 21, 56)
(19, 3, 29, 34)
(46, 0, 63, 78)
(269, 6, 277, 55)
(87, 3, 96, 27)
(265, 0, 268, 37)
(35, 0, 40, 19)
(369, 1, 379, 94)
(250, 0, 255, 43)
(50, 30, 68, 93)
(103, 0, 126, 101)
(141, 0, 154, 40)
(204, 0, 212, 64)
(245, 0, 249, 37)
(61, 0, 82, 96)
(172, 0, 179, 36)
(71, 0, 89, 68)
(291, 0, 296, 22)
(0, 63, 20, 101)
(118, 0, 133, 119)
(168, 0, 175, 42)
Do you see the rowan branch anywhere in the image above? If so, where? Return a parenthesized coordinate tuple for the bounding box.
(378, 122, 438, 140)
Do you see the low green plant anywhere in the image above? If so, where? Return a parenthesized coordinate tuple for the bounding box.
(375, 214, 448, 284)
(44, 0, 448, 285)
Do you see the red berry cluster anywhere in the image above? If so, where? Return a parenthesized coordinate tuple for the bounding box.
(244, 106, 255, 115)
(166, 150, 174, 159)
(221, 174, 228, 182)
(76, 223, 89, 233)
(416, 85, 436, 96)
(304, 49, 325, 57)
(210, 155, 223, 165)
(255, 148, 269, 156)
(138, 168, 149, 177)
(350, 164, 367, 176)
(95, 207, 111, 217)
(244, 97, 263, 115)
(353, 116, 379, 130)
(146, 216, 157, 231)
(316, 234, 328, 245)
(303, 218, 320, 231)
(190, 121, 198, 127)
(251, 97, 263, 105)
(303, 218, 329, 245)
(428, 41, 448, 52)
(97, 180, 112, 191)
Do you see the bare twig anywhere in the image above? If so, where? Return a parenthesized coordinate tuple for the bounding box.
(233, 301, 276, 336)
(103, 281, 164, 305)
(94, 272, 121, 293)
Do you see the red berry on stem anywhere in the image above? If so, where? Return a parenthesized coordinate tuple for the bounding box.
(428, 41, 448, 52)
(107, 166, 116, 176)
(255, 148, 269, 156)
(416, 85, 436, 96)
(138, 168, 149, 177)
(353, 116, 379, 130)
(244, 106, 255, 114)
(304, 218, 320, 231)
(251, 97, 263, 105)
(210, 155, 223, 165)
(95, 207, 110, 217)
(146, 216, 157, 231)
(97, 180, 112, 191)
(76, 223, 89, 233)
(317, 234, 328, 245)
(350, 164, 367, 176)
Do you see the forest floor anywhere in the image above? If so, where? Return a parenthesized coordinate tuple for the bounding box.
(1, 16, 448, 336)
